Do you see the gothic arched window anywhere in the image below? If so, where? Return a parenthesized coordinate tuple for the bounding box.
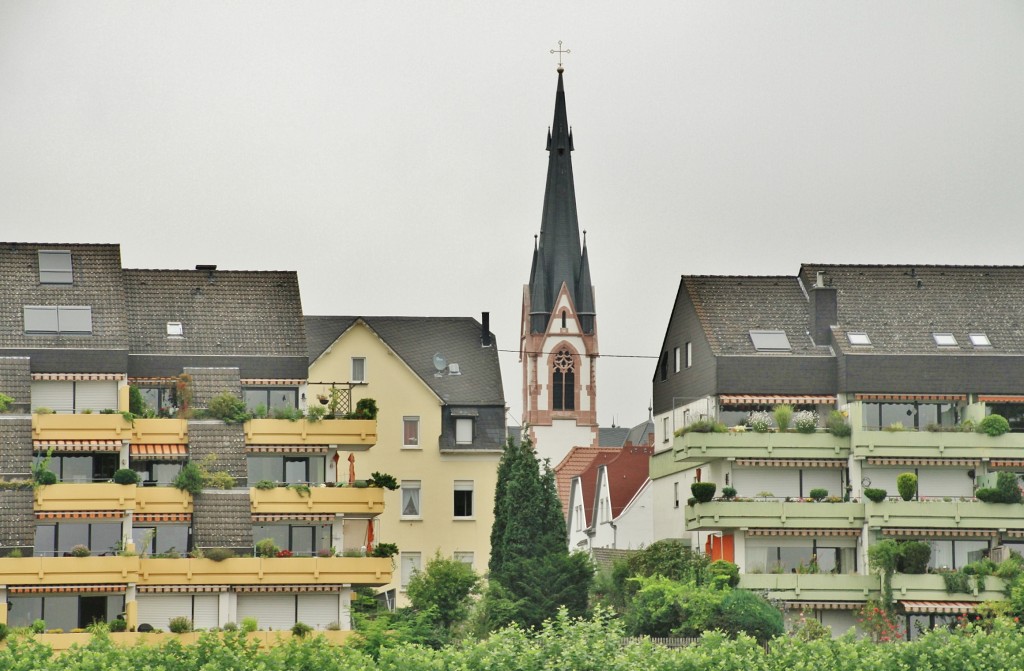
(552, 349, 575, 411)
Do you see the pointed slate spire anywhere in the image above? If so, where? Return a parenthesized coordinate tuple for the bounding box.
(530, 244, 550, 333)
(576, 232, 595, 334)
(527, 69, 590, 333)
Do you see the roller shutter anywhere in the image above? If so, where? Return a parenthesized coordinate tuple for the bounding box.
(237, 594, 295, 631)
(31, 382, 73, 414)
(297, 593, 338, 629)
(137, 594, 192, 630)
(74, 381, 118, 414)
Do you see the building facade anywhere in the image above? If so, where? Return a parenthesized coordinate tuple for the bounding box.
(652, 264, 1024, 636)
(0, 243, 391, 645)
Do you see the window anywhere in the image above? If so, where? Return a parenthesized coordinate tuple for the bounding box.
(674, 482, 680, 508)
(575, 506, 582, 530)
(253, 524, 328, 556)
(403, 417, 420, 447)
(552, 349, 575, 410)
(401, 480, 421, 518)
(454, 480, 474, 518)
(35, 453, 116, 483)
(659, 352, 668, 381)
(38, 250, 72, 284)
(749, 329, 791, 352)
(351, 357, 366, 383)
(969, 333, 992, 347)
(847, 332, 872, 346)
(933, 333, 958, 347)
(243, 387, 298, 414)
(673, 347, 680, 373)
(166, 322, 183, 337)
(662, 417, 670, 443)
(24, 306, 93, 335)
(455, 418, 473, 444)
(401, 552, 422, 588)
(685, 342, 692, 368)
(131, 525, 189, 556)
(34, 521, 121, 556)
(137, 386, 174, 417)
(454, 551, 474, 566)
(247, 455, 325, 485)
(561, 310, 567, 329)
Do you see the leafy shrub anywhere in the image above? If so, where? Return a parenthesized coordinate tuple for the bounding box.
(128, 385, 150, 417)
(204, 547, 235, 562)
(288, 483, 311, 497)
(710, 588, 784, 643)
(305, 405, 326, 422)
(898, 541, 931, 574)
(721, 486, 737, 499)
(272, 406, 304, 421)
(109, 618, 127, 632)
(31, 619, 45, 634)
(773, 404, 793, 431)
(0, 623, 7, 642)
(368, 471, 399, 490)
(979, 413, 1011, 437)
(70, 544, 91, 557)
(35, 470, 57, 485)
(808, 488, 828, 502)
(0, 392, 14, 413)
(976, 487, 998, 502)
(675, 419, 728, 436)
(255, 538, 280, 558)
(864, 488, 887, 503)
(691, 482, 716, 503)
(372, 542, 399, 558)
(222, 621, 238, 631)
(112, 468, 140, 485)
(997, 471, 1023, 503)
(168, 616, 193, 633)
(896, 472, 917, 501)
(885, 422, 906, 432)
(827, 410, 852, 437)
(706, 560, 740, 588)
(747, 411, 773, 433)
(172, 461, 205, 495)
(34, 407, 55, 415)
(251, 404, 268, 419)
(254, 479, 277, 490)
(291, 621, 313, 637)
(241, 616, 259, 633)
(205, 391, 250, 424)
(687, 497, 697, 507)
(793, 410, 818, 433)
(349, 398, 378, 420)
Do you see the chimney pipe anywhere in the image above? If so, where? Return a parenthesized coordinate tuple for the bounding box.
(481, 312, 491, 347)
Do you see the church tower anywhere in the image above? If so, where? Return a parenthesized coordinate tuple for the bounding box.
(521, 66, 599, 465)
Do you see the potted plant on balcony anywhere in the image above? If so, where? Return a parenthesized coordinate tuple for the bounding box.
(255, 539, 279, 558)
(367, 471, 399, 490)
(70, 544, 91, 557)
(978, 414, 1011, 437)
(793, 410, 819, 434)
(747, 411, 773, 433)
(691, 482, 716, 503)
(371, 542, 398, 558)
(113, 468, 140, 485)
(773, 405, 794, 432)
(896, 473, 917, 501)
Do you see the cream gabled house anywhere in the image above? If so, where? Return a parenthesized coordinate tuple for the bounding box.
(305, 315, 505, 606)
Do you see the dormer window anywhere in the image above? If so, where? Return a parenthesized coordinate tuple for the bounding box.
(749, 330, 791, 352)
(166, 322, 184, 337)
(933, 333, 958, 347)
(847, 332, 872, 346)
(969, 333, 992, 348)
(38, 250, 73, 284)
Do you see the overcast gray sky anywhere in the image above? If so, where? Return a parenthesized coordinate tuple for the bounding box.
(2, 2, 1023, 429)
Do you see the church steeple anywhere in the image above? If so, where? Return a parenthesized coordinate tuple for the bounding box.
(527, 69, 592, 334)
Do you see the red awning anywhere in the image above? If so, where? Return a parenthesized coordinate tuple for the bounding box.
(880, 528, 996, 538)
(720, 395, 836, 406)
(856, 393, 966, 402)
(9, 584, 126, 594)
(747, 529, 860, 537)
(784, 601, 861, 610)
(130, 444, 188, 459)
(900, 601, 979, 614)
(32, 373, 124, 381)
(34, 440, 121, 453)
(734, 458, 846, 468)
(979, 395, 1024, 403)
(865, 457, 978, 467)
(36, 511, 123, 520)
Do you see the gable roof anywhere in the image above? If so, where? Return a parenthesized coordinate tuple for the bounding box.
(555, 446, 619, 514)
(123, 269, 306, 357)
(602, 443, 653, 519)
(305, 316, 504, 406)
(799, 264, 1024, 355)
(577, 449, 621, 528)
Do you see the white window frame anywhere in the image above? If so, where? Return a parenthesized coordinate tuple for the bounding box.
(969, 333, 992, 348)
(453, 480, 474, 519)
(351, 357, 366, 383)
(38, 250, 73, 284)
(685, 342, 693, 368)
(847, 332, 872, 346)
(662, 417, 670, 444)
(673, 347, 680, 373)
(932, 333, 958, 347)
(455, 418, 473, 445)
(403, 416, 420, 448)
(400, 551, 422, 589)
(454, 551, 474, 566)
(401, 480, 421, 519)
(166, 321, 184, 337)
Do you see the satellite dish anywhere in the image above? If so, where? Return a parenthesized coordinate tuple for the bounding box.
(433, 353, 448, 377)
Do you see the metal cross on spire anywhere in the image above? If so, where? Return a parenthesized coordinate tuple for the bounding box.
(550, 40, 571, 69)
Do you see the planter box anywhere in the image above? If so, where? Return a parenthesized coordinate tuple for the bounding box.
(135, 486, 193, 513)
(0, 556, 139, 584)
(32, 413, 132, 441)
(674, 431, 850, 465)
(853, 429, 1024, 460)
(249, 486, 384, 516)
(35, 483, 136, 512)
(686, 500, 864, 531)
(244, 419, 376, 449)
(138, 556, 392, 587)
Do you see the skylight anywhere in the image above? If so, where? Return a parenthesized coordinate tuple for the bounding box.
(847, 332, 871, 346)
(933, 333, 958, 347)
(166, 322, 184, 337)
(749, 330, 791, 352)
(968, 333, 992, 348)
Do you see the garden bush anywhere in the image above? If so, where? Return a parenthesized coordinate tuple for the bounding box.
(113, 468, 140, 485)
(706, 560, 740, 588)
(721, 486, 737, 499)
(827, 410, 852, 437)
(897, 472, 917, 501)
(691, 482, 716, 503)
(996, 471, 1023, 503)
(808, 488, 828, 502)
(898, 541, 931, 574)
(255, 538, 279, 558)
(864, 488, 887, 503)
(979, 413, 1011, 437)
(676, 419, 728, 436)
(747, 411, 773, 433)
(710, 588, 785, 643)
(168, 616, 193, 633)
(205, 391, 250, 424)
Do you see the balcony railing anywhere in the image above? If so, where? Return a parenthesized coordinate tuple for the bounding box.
(739, 571, 1007, 605)
(673, 431, 850, 465)
(32, 630, 356, 652)
(244, 419, 376, 449)
(249, 486, 384, 516)
(32, 413, 133, 441)
(138, 556, 393, 587)
(0, 556, 140, 585)
(853, 428, 1024, 460)
(34, 483, 192, 514)
(686, 500, 864, 532)
(866, 500, 1024, 531)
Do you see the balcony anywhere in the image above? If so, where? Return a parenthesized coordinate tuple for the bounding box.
(0, 556, 140, 585)
(130, 418, 189, 444)
(853, 428, 1024, 461)
(249, 486, 384, 516)
(34, 484, 192, 514)
(686, 500, 864, 532)
(674, 431, 850, 465)
(32, 413, 132, 441)
(244, 419, 376, 449)
(866, 500, 1024, 531)
(891, 573, 1007, 602)
(138, 556, 393, 587)
(34, 630, 355, 652)
(738, 573, 878, 603)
